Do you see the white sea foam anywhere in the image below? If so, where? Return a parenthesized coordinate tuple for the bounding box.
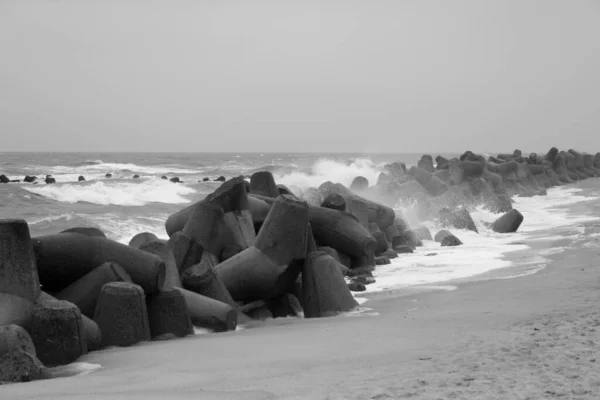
(47, 362, 103, 378)
(22, 179, 196, 206)
(277, 158, 385, 190)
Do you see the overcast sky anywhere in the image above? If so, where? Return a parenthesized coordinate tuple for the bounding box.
(1, 1, 599, 153)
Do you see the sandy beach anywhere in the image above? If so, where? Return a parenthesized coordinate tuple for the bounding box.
(2, 199, 599, 400)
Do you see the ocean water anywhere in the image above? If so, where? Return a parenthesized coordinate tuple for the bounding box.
(1, 151, 599, 295)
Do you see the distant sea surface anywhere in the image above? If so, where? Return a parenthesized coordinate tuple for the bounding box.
(1, 151, 598, 293)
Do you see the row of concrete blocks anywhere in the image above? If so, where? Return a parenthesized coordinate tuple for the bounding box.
(0, 174, 228, 184)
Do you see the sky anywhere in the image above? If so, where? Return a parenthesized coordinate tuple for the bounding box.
(1, 1, 599, 153)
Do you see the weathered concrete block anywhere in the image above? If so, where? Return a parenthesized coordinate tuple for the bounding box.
(93, 282, 151, 348)
(0, 324, 36, 357)
(0, 350, 48, 384)
(0, 219, 40, 328)
(492, 209, 524, 233)
(146, 289, 193, 339)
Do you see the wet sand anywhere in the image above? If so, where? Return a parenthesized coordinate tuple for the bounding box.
(2, 190, 600, 399)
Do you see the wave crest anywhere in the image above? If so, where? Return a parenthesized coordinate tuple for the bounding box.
(22, 179, 196, 206)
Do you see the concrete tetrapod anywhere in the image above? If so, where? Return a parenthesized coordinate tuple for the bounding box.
(216, 195, 309, 302)
(249, 171, 280, 198)
(491, 209, 524, 233)
(146, 289, 194, 339)
(93, 282, 151, 348)
(54, 261, 132, 318)
(175, 287, 237, 332)
(302, 251, 358, 318)
(0, 324, 36, 357)
(38, 291, 101, 353)
(0, 350, 48, 384)
(318, 182, 395, 230)
(408, 166, 449, 196)
(0, 219, 41, 328)
(181, 261, 237, 307)
(433, 230, 463, 247)
(308, 206, 377, 259)
(31, 233, 166, 294)
(128, 232, 160, 249)
(165, 177, 256, 248)
(29, 295, 87, 367)
(138, 240, 182, 289)
(321, 193, 347, 211)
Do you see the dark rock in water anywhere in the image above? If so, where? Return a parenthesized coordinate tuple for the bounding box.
(44, 175, 56, 184)
(434, 230, 463, 246)
(513, 149, 522, 157)
(169, 177, 181, 183)
(441, 235, 463, 247)
(24, 175, 37, 183)
(9, 179, 20, 183)
(0, 174, 9, 183)
(347, 282, 366, 292)
(349, 176, 369, 192)
(60, 227, 106, 238)
(161, 175, 168, 180)
(78, 176, 86, 182)
(214, 176, 226, 182)
(133, 174, 140, 179)
(412, 226, 433, 241)
(0, 350, 48, 384)
(491, 209, 523, 233)
(202, 177, 210, 182)
(438, 208, 478, 233)
(375, 256, 391, 265)
(105, 173, 112, 178)
(347, 266, 374, 277)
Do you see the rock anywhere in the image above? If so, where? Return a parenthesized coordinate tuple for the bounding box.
(321, 193, 346, 211)
(44, 175, 56, 184)
(0, 174, 9, 183)
(438, 208, 478, 233)
(23, 175, 37, 183)
(161, 175, 168, 180)
(133, 174, 140, 179)
(93, 282, 151, 348)
(54, 262, 132, 318)
(303, 251, 358, 317)
(31, 233, 166, 294)
(408, 166, 448, 196)
(216, 195, 308, 301)
(349, 176, 369, 192)
(78, 175, 85, 182)
(202, 177, 210, 182)
(412, 226, 433, 241)
(394, 245, 414, 253)
(375, 256, 391, 265)
(0, 325, 36, 357)
(417, 155, 435, 173)
(491, 209, 524, 233)
(347, 282, 366, 292)
(0, 219, 41, 328)
(434, 230, 463, 246)
(30, 296, 87, 367)
(146, 289, 194, 339)
(214, 176, 226, 182)
(128, 232, 160, 249)
(381, 249, 398, 259)
(250, 171, 279, 198)
(105, 173, 112, 178)
(441, 235, 463, 246)
(169, 177, 181, 183)
(0, 351, 48, 384)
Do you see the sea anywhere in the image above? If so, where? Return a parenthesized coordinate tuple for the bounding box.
(1, 151, 600, 298)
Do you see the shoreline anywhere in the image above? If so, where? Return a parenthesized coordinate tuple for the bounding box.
(2, 195, 599, 399)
